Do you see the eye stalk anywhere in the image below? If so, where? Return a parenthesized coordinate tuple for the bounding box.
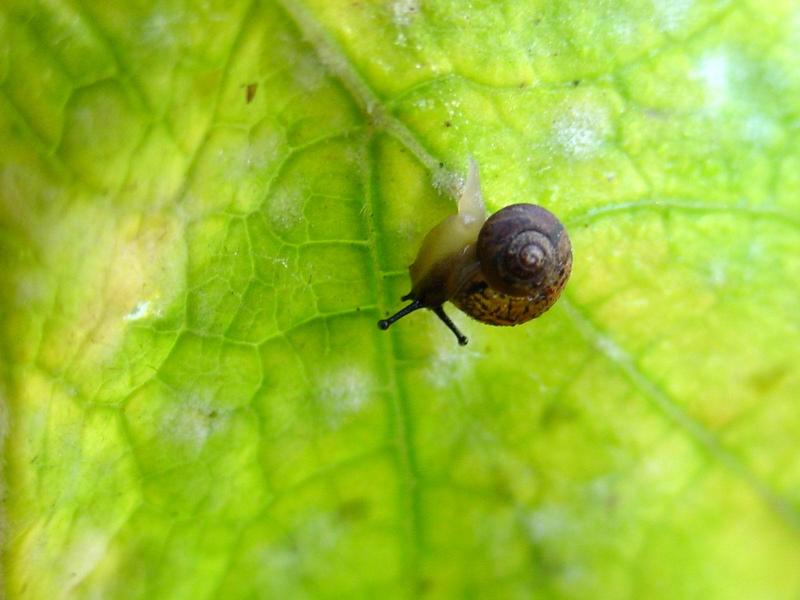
(377, 159, 572, 346)
(378, 297, 468, 346)
(377, 298, 423, 331)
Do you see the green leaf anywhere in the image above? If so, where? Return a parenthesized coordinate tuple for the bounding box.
(2, 0, 800, 597)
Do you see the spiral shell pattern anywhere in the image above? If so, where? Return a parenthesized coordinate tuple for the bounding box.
(448, 204, 571, 326)
(477, 204, 571, 298)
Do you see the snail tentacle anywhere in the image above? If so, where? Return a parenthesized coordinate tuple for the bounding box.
(378, 299, 423, 330)
(432, 306, 468, 346)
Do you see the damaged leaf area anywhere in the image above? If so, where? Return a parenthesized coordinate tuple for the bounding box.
(2, 0, 800, 598)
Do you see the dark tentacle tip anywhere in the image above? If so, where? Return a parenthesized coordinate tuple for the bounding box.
(432, 305, 469, 347)
(377, 299, 424, 333)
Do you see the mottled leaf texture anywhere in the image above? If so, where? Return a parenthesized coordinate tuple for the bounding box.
(2, 0, 800, 598)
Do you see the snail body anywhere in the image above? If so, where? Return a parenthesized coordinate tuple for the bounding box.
(378, 160, 572, 345)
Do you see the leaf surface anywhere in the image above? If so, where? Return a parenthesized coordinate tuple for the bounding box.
(2, 0, 800, 598)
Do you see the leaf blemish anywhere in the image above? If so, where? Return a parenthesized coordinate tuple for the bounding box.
(123, 300, 152, 321)
(269, 188, 305, 230)
(694, 51, 734, 110)
(245, 82, 258, 103)
(337, 498, 368, 521)
(653, 0, 693, 33)
(316, 367, 374, 426)
(551, 103, 611, 159)
(392, 0, 420, 44)
(426, 339, 482, 388)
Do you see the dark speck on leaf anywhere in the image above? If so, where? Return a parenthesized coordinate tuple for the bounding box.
(572, 80, 581, 87)
(444, 120, 451, 127)
(245, 82, 258, 103)
(748, 365, 788, 394)
(337, 498, 368, 521)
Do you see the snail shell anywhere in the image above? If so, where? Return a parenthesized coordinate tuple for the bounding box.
(451, 204, 572, 326)
(377, 160, 572, 344)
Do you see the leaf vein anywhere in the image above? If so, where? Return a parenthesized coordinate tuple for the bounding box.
(561, 297, 800, 532)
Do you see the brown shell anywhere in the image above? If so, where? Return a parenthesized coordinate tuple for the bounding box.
(477, 204, 571, 299)
(451, 203, 572, 326)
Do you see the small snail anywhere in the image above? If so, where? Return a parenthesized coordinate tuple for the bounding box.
(378, 160, 572, 346)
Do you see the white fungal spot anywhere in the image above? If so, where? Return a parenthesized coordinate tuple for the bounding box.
(694, 51, 732, 110)
(426, 339, 482, 388)
(253, 132, 283, 169)
(653, 0, 693, 33)
(123, 300, 152, 321)
(413, 98, 433, 110)
(268, 188, 305, 231)
(140, 8, 226, 50)
(524, 505, 571, 542)
(742, 114, 780, 145)
(293, 52, 325, 92)
(707, 258, 728, 288)
(443, 98, 462, 119)
(432, 167, 463, 198)
(140, 11, 182, 47)
(269, 256, 290, 269)
(316, 367, 373, 427)
(392, 0, 420, 27)
(392, 0, 420, 44)
(610, 14, 636, 44)
(161, 392, 220, 455)
(62, 528, 109, 592)
(551, 103, 611, 159)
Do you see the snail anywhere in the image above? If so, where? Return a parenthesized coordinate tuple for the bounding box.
(377, 160, 572, 346)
